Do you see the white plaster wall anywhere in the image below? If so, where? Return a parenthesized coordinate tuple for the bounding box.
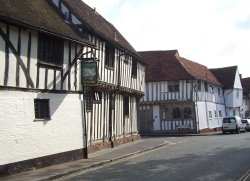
(0, 90, 85, 165)
(196, 102, 208, 130)
(153, 105, 160, 130)
(234, 68, 242, 89)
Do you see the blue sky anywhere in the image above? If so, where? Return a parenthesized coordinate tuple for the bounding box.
(84, 0, 250, 78)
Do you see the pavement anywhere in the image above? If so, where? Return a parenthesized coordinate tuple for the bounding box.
(3, 131, 244, 181)
(1, 138, 173, 181)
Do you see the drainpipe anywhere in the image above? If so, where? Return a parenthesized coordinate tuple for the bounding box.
(81, 84, 88, 158)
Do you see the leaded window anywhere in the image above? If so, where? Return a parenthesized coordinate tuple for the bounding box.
(173, 107, 181, 119)
(34, 99, 50, 120)
(38, 33, 64, 66)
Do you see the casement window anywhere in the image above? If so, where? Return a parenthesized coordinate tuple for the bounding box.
(218, 87, 221, 95)
(161, 108, 168, 120)
(197, 81, 201, 91)
(214, 111, 218, 118)
(204, 82, 208, 92)
(233, 110, 236, 116)
(84, 91, 93, 111)
(168, 81, 179, 92)
(184, 107, 192, 119)
(131, 58, 137, 78)
(105, 43, 115, 68)
(173, 107, 181, 119)
(210, 85, 214, 93)
(219, 110, 222, 117)
(208, 111, 212, 119)
(34, 99, 50, 120)
(236, 90, 240, 98)
(124, 96, 129, 116)
(38, 33, 64, 66)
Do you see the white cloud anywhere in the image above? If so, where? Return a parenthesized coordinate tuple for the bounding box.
(83, 0, 250, 78)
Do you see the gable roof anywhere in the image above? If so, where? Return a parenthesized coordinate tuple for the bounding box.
(139, 50, 221, 85)
(210, 66, 238, 89)
(241, 77, 250, 94)
(0, 0, 93, 46)
(63, 0, 142, 60)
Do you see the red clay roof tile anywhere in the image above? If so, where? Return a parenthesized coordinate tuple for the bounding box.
(139, 50, 221, 85)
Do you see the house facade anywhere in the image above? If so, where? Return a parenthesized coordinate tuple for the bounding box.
(53, 0, 146, 151)
(210, 66, 243, 118)
(241, 77, 250, 118)
(0, 0, 145, 176)
(138, 50, 226, 134)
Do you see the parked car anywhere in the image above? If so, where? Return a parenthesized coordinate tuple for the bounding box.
(241, 119, 250, 131)
(222, 116, 246, 134)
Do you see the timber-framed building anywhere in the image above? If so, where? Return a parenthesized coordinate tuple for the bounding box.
(0, 0, 145, 176)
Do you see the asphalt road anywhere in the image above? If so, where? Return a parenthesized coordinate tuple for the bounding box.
(60, 132, 250, 181)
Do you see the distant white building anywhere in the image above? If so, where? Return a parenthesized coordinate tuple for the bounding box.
(210, 66, 243, 118)
(241, 77, 250, 118)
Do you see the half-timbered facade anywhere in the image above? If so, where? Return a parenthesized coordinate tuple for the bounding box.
(138, 50, 226, 134)
(0, 0, 97, 176)
(50, 0, 145, 152)
(0, 0, 145, 176)
(210, 66, 243, 118)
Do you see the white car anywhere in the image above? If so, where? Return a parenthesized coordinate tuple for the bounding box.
(241, 119, 250, 131)
(222, 116, 246, 134)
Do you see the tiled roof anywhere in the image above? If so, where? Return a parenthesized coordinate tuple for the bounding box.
(177, 56, 221, 85)
(241, 77, 250, 94)
(0, 0, 93, 46)
(139, 50, 221, 85)
(210, 66, 238, 89)
(63, 0, 142, 60)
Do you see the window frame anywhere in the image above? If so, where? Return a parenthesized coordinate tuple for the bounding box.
(219, 110, 222, 117)
(34, 99, 50, 120)
(197, 81, 201, 91)
(168, 81, 179, 92)
(84, 91, 93, 112)
(214, 110, 218, 118)
(173, 107, 181, 119)
(131, 58, 137, 78)
(208, 111, 212, 119)
(124, 96, 129, 117)
(184, 107, 192, 119)
(38, 33, 64, 68)
(105, 43, 115, 68)
(204, 82, 208, 92)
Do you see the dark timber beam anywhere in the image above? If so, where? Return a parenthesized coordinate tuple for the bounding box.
(0, 27, 34, 88)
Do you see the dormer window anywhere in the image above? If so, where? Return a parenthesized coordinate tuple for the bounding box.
(105, 43, 115, 68)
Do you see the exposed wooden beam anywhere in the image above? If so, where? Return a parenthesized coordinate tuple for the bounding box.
(0, 27, 34, 88)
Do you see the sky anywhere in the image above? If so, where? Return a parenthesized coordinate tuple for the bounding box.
(83, 0, 250, 78)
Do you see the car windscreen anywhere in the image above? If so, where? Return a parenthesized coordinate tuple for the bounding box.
(223, 118, 235, 123)
(241, 119, 248, 123)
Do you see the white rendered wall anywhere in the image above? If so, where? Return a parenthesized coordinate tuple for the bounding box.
(0, 90, 85, 165)
(196, 102, 208, 130)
